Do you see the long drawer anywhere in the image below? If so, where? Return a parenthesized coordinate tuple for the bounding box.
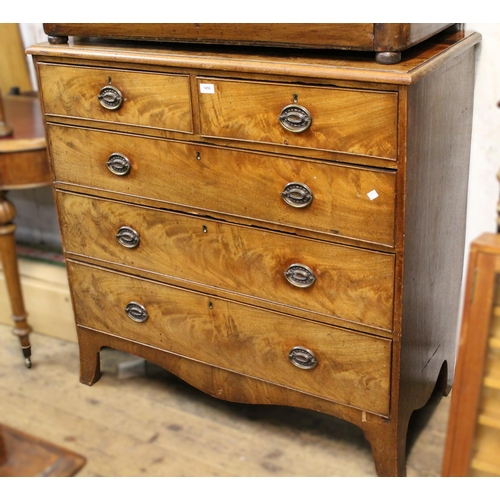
(47, 125, 396, 247)
(197, 78, 398, 160)
(57, 191, 395, 333)
(67, 260, 392, 416)
(38, 63, 193, 133)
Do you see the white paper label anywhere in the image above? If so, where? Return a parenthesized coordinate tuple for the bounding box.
(367, 190, 379, 201)
(200, 83, 215, 94)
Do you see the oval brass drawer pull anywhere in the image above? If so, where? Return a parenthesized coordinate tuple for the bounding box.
(98, 84, 123, 110)
(116, 226, 140, 249)
(125, 301, 148, 323)
(284, 264, 316, 288)
(278, 104, 312, 133)
(281, 182, 313, 208)
(106, 152, 131, 176)
(288, 346, 317, 370)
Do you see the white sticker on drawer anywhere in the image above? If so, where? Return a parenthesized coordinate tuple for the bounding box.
(367, 190, 379, 201)
(200, 83, 215, 94)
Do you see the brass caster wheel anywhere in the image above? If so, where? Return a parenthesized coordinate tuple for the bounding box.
(22, 345, 32, 369)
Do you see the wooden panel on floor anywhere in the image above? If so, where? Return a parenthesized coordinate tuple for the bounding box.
(0, 258, 77, 342)
(0, 424, 86, 477)
(0, 325, 450, 477)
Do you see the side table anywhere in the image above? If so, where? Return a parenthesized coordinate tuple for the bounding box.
(0, 91, 51, 368)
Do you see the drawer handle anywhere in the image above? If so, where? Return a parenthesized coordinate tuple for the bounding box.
(278, 104, 312, 133)
(284, 264, 316, 288)
(281, 182, 313, 208)
(116, 226, 140, 249)
(106, 153, 131, 176)
(125, 301, 148, 323)
(288, 346, 318, 370)
(98, 84, 123, 110)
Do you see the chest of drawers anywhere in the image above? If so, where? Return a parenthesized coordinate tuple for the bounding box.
(28, 29, 480, 476)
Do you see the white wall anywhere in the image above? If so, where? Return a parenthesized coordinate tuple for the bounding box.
(463, 24, 500, 249)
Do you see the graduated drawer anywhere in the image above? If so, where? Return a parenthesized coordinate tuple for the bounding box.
(198, 78, 398, 160)
(38, 63, 193, 133)
(47, 125, 396, 247)
(57, 191, 395, 333)
(68, 261, 392, 416)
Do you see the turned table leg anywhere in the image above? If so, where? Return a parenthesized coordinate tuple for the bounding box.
(0, 191, 32, 368)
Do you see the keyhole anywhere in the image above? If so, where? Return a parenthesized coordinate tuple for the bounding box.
(293, 94, 298, 103)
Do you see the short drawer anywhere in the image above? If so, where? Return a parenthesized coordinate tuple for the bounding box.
(68, 261, 392, 416)
(48, 125, 396, 247)
(57, 192, 395, 333)
(38, 63, 193, 133)
(198, 78, 398, 160)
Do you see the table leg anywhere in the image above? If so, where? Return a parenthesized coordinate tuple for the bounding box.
(0, 191, 32, 368)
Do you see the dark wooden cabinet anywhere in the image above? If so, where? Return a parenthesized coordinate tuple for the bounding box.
(42, 23, 457, 64)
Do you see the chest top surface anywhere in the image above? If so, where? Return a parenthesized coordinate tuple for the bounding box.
(28, 30, 480, 86)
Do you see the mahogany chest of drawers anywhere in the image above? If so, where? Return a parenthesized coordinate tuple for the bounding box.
(28, 29, 480, 476)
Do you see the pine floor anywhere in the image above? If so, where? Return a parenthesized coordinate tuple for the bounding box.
(0, 324, 450, 477)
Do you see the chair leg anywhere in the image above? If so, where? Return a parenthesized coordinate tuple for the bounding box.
(0, 191, 32, 368)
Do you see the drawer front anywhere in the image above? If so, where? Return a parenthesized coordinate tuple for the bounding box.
(198, 78, 398, 160)
(39, 63, 193, 133)
(57, 192, 395, 333)
(68, 261, 392, 416)
(48, 125, 396, 247)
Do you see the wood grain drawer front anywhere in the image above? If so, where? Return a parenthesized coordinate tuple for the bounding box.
(198, 78, 398, 161)
(48, 125, 396, 247)
(38, 63, 193, 133)
(68, 261, 392, 416)
(57, 192, 395, 333)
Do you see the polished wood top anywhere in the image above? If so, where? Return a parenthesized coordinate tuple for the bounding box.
(27, 30, 481, 86)
(0, 93, 50, 190)
(0, 94, 46, 153)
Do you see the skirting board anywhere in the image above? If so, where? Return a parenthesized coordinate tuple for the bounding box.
(0, 258, 77, 343)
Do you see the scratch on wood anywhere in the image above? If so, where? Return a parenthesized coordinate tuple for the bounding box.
(148, 432, 159, 443)
(422, 344, 441, 372)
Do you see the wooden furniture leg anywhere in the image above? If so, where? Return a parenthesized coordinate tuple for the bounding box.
(363, 414, 410, 477)
(0, 191, 32, 368)
(77, 327, 102, 386)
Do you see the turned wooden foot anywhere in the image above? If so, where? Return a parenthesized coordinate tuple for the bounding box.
(77, 328, 102, 385)
(375, 51, 402, 64)
(0, 192, 33, 368)
(47, 35, 68, 45)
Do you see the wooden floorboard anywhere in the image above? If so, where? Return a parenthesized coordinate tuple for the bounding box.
(0, 324, 450, 477)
